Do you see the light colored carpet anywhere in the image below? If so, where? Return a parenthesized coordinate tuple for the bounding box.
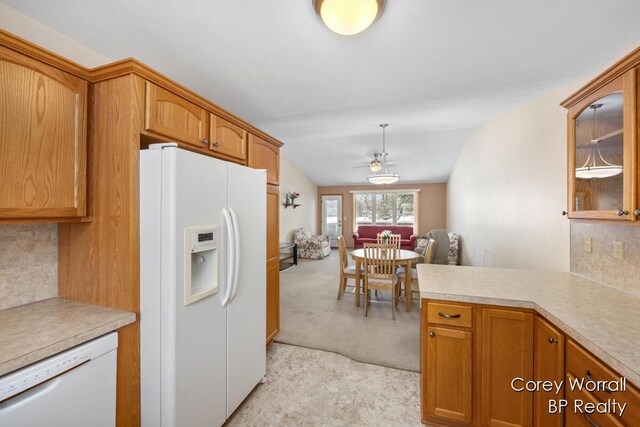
(276, 250, 421, 372)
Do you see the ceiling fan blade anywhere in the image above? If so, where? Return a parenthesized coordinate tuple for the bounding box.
(352, 164, 372, 169)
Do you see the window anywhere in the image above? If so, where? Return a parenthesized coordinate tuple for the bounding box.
(354, 191, 416, 229)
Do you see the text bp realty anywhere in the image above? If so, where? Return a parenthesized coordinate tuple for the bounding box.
(511, 376, 628, 416)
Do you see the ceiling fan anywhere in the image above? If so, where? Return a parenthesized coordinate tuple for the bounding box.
(353, 124, 398, 173)
(355, 124, 401, 184)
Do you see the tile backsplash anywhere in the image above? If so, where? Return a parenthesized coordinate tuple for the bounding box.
(0, 224, 58, 310)
(570, 222, 640, 296)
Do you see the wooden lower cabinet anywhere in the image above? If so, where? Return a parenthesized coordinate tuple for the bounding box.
(533, 316, 565, 427)
(565, 339, 640, 427)
(481, 308, 534, 427)
(425, 326, 473, 424)
(421, 301, 640, 427)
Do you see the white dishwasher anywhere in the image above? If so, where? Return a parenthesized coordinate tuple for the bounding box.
(0, 332, 118, 427)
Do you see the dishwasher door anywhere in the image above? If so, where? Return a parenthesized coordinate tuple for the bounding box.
(0, 332, 118, 427)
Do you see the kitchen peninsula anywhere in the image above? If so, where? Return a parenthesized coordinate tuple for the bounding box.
(417, 264, 640, 427)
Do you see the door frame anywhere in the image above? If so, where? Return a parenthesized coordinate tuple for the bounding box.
(321, 194, 343, 248)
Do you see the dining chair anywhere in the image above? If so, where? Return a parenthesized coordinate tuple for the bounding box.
(336, 235, 362, 300)
(376, 233, 401, 249)
(363, 243, 399, 320)
(396, 238, 435, 300)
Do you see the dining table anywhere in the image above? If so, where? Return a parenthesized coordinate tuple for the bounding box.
(350, 248, 421, 312)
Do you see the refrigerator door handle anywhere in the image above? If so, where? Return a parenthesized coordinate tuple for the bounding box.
(229, 207, 241, 303)
(221, 208, 235, 307)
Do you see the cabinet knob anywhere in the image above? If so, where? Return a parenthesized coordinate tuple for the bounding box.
(212, 141, 219, 147)
(617, 210, 629, 216)
(635, 210, 640, 217)
(548, 337, 558, 344)
(561, 210, 568, 216)
(428, 331, 435, 337)
(201, 138, 209, 145)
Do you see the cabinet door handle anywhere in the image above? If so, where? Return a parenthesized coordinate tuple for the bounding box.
(201, 138, 209, 145)
(438, 312, 461, 319)
(635, 210, 640, 217)
(562, 210, 568, 216)
(617, 210, 629, 216)
(585, 370, 612, 393)
(428, 331, 435, 337)
(548, 337, 558, 344)
(584, 413, 600, 427)
(212, 141, 219, 147)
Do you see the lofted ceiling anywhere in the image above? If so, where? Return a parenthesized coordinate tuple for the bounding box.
(4, 0, 640, 185)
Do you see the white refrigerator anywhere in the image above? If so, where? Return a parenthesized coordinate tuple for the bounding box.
(140, 143, 266, 427)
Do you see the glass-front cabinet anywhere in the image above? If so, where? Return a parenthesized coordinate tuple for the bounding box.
(565, 69, 637, 220)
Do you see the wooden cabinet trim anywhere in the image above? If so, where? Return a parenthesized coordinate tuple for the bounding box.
(0, 28, 284, 152)
(561, 46, 640, 108)
(90, 58, 283, 149)
(0, 28, 91, 80)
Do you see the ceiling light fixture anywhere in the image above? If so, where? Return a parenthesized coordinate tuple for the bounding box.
(313, 0, 385, 36)
(369, 154, 382, 172)
(368, 124, 400, 185)
(575, 104, 623, 179)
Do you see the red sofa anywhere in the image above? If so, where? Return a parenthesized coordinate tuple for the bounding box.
(352, 225, 416, 250)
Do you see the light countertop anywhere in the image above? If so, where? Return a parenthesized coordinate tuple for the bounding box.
(0, 298, 136, 376)
(417, 264, 640, 386)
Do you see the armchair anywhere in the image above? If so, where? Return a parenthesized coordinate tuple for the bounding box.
(293, 228, 331, 259)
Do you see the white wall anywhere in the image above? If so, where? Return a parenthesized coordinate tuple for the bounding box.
(447, 82, 584, 271)
(279, 155, 318, 242)
(0, 3, 111, 67)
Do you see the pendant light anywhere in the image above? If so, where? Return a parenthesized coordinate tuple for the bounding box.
(369, 154, 382, 172)
(313, 0, 385, 36)
(575, 104, 623, 179)
(368, 124, 400, 185)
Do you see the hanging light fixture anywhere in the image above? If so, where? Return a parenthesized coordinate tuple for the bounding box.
(575, 104, 623, 179)
(369, 153, 382, 172)
(368, 124, 400, 185)
(313, 0, 385, 36)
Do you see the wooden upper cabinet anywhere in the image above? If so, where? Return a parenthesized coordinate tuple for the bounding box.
(482, 308, 534, 427)
(248, 134, 280, 186)
(566, 70, 636, 221)
(145, 82, 209, 148)
(209, 114, 247, 161)
(0, 45, 87, 219)
(561, 46, 640, 222)
(533, 316, 564, 427)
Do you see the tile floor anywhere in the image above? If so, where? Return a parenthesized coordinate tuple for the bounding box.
(226, 343, 424, 427)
